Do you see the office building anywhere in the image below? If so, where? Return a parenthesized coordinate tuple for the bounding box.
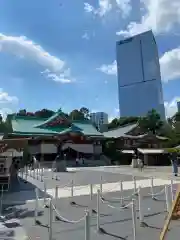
(90, 112, 108, 130)
(116, 30, 165, 119)
(177, 101, 180, 112)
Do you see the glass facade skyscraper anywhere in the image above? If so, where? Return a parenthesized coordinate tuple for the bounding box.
(116, 30, 165, 119)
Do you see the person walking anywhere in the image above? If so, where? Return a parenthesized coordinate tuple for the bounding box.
(171, 152, 178, 177)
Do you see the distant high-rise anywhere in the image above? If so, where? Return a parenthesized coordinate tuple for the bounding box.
(90, 112, 108, 130)
(116, 30, 165, 119)
(177, 101, 180, 112)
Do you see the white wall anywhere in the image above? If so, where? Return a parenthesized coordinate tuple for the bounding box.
(41, 144, 57, 154)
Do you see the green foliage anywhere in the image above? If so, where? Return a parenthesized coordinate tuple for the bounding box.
(138, 109, 163, 134)
(165, 148, 180, 153)
(108, 116, 139, 130)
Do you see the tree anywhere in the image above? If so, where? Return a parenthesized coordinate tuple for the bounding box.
(69, 109, 85, 120)
(34, 109, 55, 118)
(80, 107, 90, 119)
(108, 116, 139, 130)
(138, 109, 163, 134)
(17, 109, 27, 116)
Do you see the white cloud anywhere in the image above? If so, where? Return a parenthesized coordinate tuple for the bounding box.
(0, 33, 73, 83)
(160, 47, 180, 82)
(98, 47, 180, 82)
(0, 108, 13, 120)
(41, 69, 74, 83)
(97, 60, 117, 75)
(164, 97, 180, 117)
(116, 0, 180, 37)
(84, 0, 132, 18)
(0, 89, 18, 104)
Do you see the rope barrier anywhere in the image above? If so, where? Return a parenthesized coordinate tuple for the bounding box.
(52, 203, 86, 223)
(100, 195, 132, 210)
(35, 188, 90, 240)
(96, 189, 137, 238)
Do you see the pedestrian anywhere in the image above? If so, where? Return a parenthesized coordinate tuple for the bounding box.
(75, 157, 79, 166)
(171, 152, 178, 177)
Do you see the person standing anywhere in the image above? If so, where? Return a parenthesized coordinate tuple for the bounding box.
(171, 152, 178, 177)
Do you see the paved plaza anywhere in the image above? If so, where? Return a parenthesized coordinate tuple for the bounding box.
(1, 166, 180, 239)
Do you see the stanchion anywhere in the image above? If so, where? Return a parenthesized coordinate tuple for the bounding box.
(97, 189, 100, 232)
(34, 188, 41, 225)
(138, 187, 148, 227)
(43, 182, 49, 208)
(170, 179, 174, 202)
(51, 168, 54, 180)
(29, 166, 32, 177)
(132, 199, 137, 240)
(0, 185, 4, 217)
(33, 168, 35, 179)
(133, 176, 137, 195)
(70, 179, 76, 205)
(120, 181, 124, 207)
(90, 184, 93, 201)
(36, 168, 39, 180)
(55, 185, 58, 208)
(24, 166, 27, 183)
(165, 185, 170, 213)
(49, 199, 53, 240)
(85, 211, 90, 240)
(100, 176, 103, 194)
(150, 177, 154, 199)
(96, 189, 104, 233)
(40, 168, 43, 182)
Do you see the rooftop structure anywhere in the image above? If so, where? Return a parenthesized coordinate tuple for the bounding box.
(9, 110, 104, 138)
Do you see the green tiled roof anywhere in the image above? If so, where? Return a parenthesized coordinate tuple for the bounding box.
(11, 113, 103, 137)
(11, 116, 60, 135)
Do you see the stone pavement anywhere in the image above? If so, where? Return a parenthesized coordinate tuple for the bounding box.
(1, 167, 180, 239)
(81, 165, 180, 180)
(6, 185, 180, 240)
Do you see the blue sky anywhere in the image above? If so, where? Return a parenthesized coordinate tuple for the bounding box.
(0, 0, 180, 120)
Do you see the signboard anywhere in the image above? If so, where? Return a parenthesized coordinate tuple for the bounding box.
(160, 185, 180, 240)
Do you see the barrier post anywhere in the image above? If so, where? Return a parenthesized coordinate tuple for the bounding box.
(100, 176, 103, 194)
(170, 179, 174, 202)
(24, 166, 27, 182)
(138, 187, 147, 227)
(97, 189, 100, 232)
(165, 185, 170, 212)
(40, 168, 43, 182)
(55, 185, 58, 208)
(133, 176, 137, 195)
(132, 199, 137, 240)
(71, 180, 74, 198)
(90, 184, 93, 201)
(49, 200, 53, 240)
(43, 182, 48, 207)
(33, 168, 35, 179)
(85, 210, 90, 240)
(36, 168, 39, 180)
(29, 166, 32, 177)
(70, 179, 76, 205)
(0, 185, 4, 216)
(120, 181, 124, 206)
(151, 177, 154, 199)
(51, 168, 54, 180)
(35, 188, 39, 225)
